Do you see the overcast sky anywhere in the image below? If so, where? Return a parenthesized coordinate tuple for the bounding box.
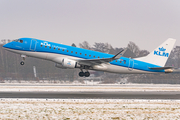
(0, 0, 180, 51)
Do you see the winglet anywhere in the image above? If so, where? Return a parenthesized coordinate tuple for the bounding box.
(113, 48, 127, 59)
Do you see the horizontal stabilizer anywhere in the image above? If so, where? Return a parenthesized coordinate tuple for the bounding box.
(149, 66, 174, 70)
(173, 69, 180, 73)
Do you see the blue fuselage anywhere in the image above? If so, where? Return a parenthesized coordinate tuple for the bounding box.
(3, 38, 164, 74)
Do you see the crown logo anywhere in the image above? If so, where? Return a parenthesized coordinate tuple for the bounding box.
(159, 47, 166, 51)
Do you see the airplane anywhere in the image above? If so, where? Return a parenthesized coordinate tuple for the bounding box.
(2, 38, 176, 77)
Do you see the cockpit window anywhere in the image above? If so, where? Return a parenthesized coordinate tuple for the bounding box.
(13, 39, 23, 43)
(19, 40, 23, 43)
(13, 39, 19, 42)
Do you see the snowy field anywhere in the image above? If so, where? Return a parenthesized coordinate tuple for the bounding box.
(1, 83, 180, 119)
(1, 83, 180, 91)
(0, 99, 180, 119)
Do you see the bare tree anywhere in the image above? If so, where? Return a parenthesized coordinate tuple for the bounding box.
(92, 42, 112, 53)
(138, 50, 149, 57)
(79, 41, 91, 50)
(71, 43, 76, 47)
(127, 41, 140, 56)
(0, 39, 12, 45)
(169, 46, 180, 67)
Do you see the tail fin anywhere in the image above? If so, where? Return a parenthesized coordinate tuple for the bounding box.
(135, 38, 176, 67)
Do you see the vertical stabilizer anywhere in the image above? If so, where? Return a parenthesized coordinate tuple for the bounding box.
(135, 38, 176, 67)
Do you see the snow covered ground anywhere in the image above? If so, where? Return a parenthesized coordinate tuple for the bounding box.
(1, 84, 180, 119)
(1, 83, 180, 91)
(0, 99, 180, 119)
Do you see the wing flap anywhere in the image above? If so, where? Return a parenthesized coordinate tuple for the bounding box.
(76, 48, 127, 66)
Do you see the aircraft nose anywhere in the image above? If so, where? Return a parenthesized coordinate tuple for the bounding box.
(2, 42, 11, 48)
(3, 43, 8, 48)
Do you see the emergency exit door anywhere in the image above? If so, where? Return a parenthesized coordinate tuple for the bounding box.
(30, 39, 37, 51)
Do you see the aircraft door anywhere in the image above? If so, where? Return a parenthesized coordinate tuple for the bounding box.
(128, 58, 134, 71)
(30, 39, 37, 51)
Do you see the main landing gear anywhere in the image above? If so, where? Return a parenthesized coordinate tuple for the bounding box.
(20, 55, 26, 65)
(79, 71, 90, 77)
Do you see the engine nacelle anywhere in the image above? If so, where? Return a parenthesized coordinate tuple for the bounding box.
(62, 58, 77, 69)
(55, 63, 67, 69)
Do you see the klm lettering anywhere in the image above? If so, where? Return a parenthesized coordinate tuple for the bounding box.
(41, 42, 51, 47)
(154, 51, 169, 57)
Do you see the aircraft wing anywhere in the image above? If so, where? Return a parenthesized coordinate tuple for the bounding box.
(76, 48, 127, 66)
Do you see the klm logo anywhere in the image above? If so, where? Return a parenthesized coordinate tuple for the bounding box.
(67, 61, 71, 65)
(41, 42, 51, 47)
(154, 47, 169, 57)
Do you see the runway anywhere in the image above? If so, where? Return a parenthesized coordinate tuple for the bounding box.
(1, 91, 180, 99)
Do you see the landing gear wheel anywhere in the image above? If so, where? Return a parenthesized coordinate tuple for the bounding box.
(79, 72, 85, 77)
(20, 61, 25, 65)
(85, 72, 90, 77)
(79, 71, 90, 77)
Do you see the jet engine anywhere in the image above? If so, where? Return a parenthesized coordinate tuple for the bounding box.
(62, 58, 77, 68)
(55, 58, 80, 69)
(55, 63, 67, 69)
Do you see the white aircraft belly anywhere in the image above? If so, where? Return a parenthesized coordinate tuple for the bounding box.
(93, 63, 153, 74)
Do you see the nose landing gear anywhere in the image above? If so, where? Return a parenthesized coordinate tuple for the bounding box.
(20, 61, 25, 65)
(20, 55, 26, 65)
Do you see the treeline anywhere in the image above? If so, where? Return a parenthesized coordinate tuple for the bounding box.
(0, 39, 180, 84)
